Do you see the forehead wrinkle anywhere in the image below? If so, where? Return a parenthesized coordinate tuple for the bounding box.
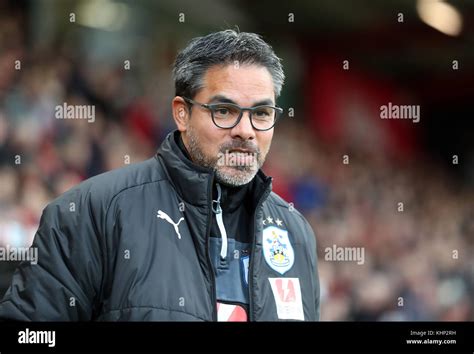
(201, 66, 274, 106)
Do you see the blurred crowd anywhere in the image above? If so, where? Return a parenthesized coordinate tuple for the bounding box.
(0, 2, 472, 321)
(0, 1, 174, 246)
(268, 124, 473, 321)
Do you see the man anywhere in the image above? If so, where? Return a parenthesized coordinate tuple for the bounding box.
(0, 30, 320, 321)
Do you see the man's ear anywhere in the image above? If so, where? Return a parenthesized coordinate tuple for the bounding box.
(171, 96, 189, 132)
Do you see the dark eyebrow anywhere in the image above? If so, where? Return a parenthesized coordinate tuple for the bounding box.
(208, 95, 275, 107)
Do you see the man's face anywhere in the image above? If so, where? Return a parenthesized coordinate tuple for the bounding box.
(179, 64, 276, 187)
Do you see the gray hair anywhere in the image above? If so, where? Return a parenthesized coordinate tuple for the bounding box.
(173, 29, 285, 100)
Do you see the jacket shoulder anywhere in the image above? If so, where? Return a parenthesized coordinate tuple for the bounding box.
(51, 157, 165, 205)
(264, 192, 316, 244)
(265, 192, 307, 224)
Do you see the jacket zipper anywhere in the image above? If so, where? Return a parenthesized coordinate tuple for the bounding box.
(248, 180, 272, 322)
(205, 174, 218, 321)
(213, 183, 228, 260)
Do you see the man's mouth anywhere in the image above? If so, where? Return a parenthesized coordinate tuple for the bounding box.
(228, 148, 255, 154)
(218, 148, 258, 169)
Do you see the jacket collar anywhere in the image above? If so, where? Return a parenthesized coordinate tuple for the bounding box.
(156, 130, 272, 208)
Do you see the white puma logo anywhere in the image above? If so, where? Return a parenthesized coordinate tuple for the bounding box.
(157, 210, 185, 239)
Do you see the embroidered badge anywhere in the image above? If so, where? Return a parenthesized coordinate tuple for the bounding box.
(262, 225, 294, 275)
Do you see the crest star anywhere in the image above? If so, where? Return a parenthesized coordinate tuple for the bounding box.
(266, 216, 273, 224)
(275, 218, 283, 226)
(263, 219, 267, 225)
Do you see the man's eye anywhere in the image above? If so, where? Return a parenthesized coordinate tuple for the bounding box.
(216, 108, 230, 115)
(254, 109, 271, 118)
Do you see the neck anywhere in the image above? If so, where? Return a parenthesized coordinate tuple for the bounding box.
(177, 132, 193, 161)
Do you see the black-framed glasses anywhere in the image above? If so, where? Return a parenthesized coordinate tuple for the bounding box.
(182, 97, 283, 131)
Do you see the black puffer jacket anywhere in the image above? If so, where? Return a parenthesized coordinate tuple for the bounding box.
(0, 131, 320, 321)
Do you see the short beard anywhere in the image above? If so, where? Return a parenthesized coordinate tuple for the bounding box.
(186, 127, 267, 187)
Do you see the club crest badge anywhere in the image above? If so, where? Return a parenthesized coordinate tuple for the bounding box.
(263, 226, 294, 275)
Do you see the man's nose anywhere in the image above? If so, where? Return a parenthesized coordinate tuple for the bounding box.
(229, 111, 256, 140)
